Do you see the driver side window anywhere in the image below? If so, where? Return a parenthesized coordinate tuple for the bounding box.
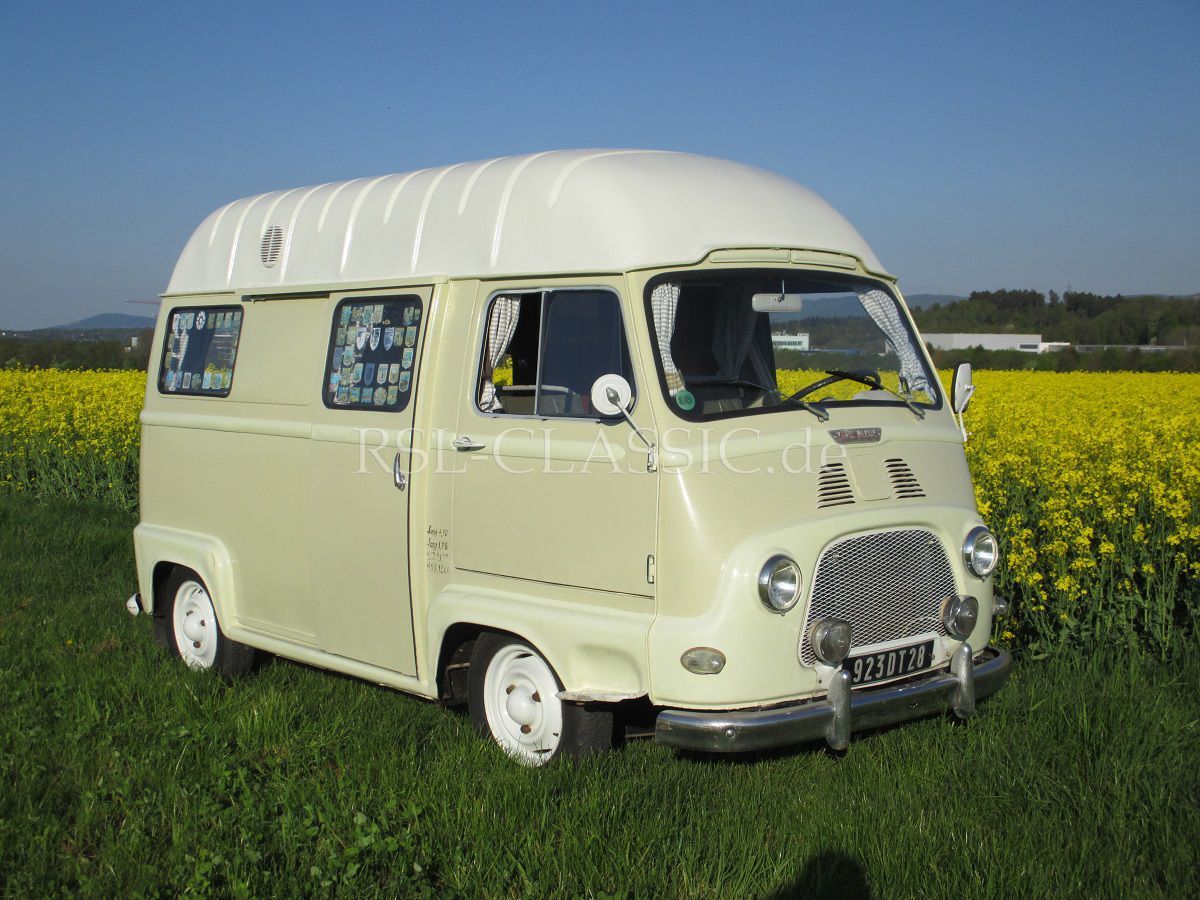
(476, 288, 635, 418)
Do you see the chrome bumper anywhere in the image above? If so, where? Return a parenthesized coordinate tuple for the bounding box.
(655, 644, 1012, 754)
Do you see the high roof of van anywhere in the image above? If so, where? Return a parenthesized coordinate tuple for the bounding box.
(165, 150, 888, 295)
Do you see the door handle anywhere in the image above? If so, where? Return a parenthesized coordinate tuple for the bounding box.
(393, 452, 407, 491)
(452, 435, 485, 452)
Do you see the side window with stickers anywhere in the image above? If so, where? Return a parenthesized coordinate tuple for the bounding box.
(159, 306, 243, 396)
(324, 296, 422, 411)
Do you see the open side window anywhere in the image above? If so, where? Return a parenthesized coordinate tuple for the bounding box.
(476, 288, 635, 418)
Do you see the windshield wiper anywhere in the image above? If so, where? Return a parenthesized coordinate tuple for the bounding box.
(785, 369, 925, 420)
(698, 377, 829, 422)
(825, 369, 926, 420)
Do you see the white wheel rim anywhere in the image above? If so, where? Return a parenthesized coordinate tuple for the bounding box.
(483, 645, 563, 765)
(172, 580, 218, 670)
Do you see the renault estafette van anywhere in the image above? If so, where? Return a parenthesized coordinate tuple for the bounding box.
(130, 149, 1011, 765)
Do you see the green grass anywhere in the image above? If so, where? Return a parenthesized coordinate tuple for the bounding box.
(1, 498, 1197, 898)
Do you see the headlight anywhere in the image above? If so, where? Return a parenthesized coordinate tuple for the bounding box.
(962, 526, 998, 578)
(809, 618, 853, 665)
(943, 595, 979, 638)
(758, 555, 802, 613)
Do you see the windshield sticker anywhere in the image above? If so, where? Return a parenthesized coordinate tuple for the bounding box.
(675, 390, 696, 411)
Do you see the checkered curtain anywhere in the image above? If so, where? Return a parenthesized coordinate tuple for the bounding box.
(478, 295, 521, 411)
(856, 288, 931, 394)
(651, 282, 684, 395)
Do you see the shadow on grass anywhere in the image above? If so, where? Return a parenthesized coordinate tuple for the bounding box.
(768, 850, 872, 899)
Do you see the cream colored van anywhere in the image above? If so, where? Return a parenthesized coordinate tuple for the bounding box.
(131, 150, 1010, 765)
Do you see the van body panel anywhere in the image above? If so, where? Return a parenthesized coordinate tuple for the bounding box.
(449, 276, 659, 599)
(305, 287, 432, 676)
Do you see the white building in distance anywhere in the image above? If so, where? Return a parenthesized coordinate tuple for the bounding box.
(771, 333, 810, 352)
(923, 333, 1069, 353)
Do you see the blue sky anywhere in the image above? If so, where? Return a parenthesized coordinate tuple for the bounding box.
(1, 0, 1197, 329)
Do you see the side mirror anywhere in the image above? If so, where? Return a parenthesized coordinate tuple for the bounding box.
(952, 362, 975, 414)
(590, 374, 633, 417)
(590, 374, 655, 460)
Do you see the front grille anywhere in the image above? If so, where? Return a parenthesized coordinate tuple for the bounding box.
(800, 528, 954, 665)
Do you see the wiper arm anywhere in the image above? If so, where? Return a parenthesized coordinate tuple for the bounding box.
(700, 376, 829, 422)
(782, 395, 830, 422)
(825, 369, 925, 420)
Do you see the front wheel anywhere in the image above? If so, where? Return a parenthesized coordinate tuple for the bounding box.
(468, 633, 613, 766)
(155, 568, 255, 677)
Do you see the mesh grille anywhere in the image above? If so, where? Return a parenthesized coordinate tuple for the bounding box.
(885, 458, 925, 499)
(260, 224, 284, 267)
(816, 462, 855, 508)
(800, 528, 953, 665)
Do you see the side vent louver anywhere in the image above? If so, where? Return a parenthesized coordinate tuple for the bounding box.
(260, 224, 284, 268)
(817, 462, 855, 508)
(886, 458, 925, 499)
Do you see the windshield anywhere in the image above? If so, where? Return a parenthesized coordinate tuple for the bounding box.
(646, 270, 939, 419)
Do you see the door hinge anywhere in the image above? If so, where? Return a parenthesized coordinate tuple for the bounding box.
(646, 554, 656, 585)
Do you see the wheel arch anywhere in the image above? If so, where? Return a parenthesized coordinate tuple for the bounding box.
(134, 523, 238, 623)
(425, 587, 652, 703)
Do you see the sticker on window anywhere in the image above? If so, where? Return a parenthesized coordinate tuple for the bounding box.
(324, 296, 422, 411)
(159, 305, 243, 397)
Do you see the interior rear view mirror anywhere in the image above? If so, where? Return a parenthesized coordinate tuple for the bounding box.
(751, 293, 805, 313)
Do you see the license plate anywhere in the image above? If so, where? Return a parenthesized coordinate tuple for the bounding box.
(844, 639, 935, 686)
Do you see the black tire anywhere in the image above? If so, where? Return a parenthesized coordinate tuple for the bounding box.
(468, 632, 613, 765)
(154, 567, 256, 678)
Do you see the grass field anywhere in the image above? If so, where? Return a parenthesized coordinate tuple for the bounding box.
(1, 497, 1197, 897)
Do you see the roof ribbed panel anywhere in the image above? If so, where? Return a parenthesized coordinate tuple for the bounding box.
(166, 149, 887, 294)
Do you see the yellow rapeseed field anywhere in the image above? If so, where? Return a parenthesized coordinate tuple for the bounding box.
(0, 369, 144, 507)
(1, 368, 1197, 653)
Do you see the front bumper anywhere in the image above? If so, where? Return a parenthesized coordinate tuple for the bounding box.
(655, 644, 1011, 753)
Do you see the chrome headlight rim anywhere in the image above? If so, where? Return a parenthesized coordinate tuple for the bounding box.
(758, 554, 802, 614)
(943, 594, 980, 639)
(809, 617, 853, 666)
(962, 525, 999, 578)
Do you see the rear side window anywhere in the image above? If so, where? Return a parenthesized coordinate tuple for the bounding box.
(323, 295, 423, 411)
(159, 306, 243, 396)
(477, 288, 634, 418)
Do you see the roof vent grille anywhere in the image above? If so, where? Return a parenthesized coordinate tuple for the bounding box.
(885, 458, 925, 499)
(816, 462, 855, 509)
(260, 224, 284, 268)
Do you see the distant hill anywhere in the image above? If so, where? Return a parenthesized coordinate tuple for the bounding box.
(54, 313, 157, 330)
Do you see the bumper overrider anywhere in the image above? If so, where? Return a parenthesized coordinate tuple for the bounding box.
(655, 643, 1012, 753)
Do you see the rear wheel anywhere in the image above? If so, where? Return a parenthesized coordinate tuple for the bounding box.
(155, 568, 255, 677)
(468, 632, 613, 766)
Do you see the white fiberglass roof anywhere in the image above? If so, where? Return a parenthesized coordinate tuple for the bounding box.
(165, 149, 887, 295)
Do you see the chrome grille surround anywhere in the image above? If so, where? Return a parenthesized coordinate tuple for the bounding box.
(800, 528, 955, 666)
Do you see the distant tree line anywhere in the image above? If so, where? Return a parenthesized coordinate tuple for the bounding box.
(927, 345, 1200, 373)
(1, 332, 152, 371)
(913, 289, 1200, 347)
